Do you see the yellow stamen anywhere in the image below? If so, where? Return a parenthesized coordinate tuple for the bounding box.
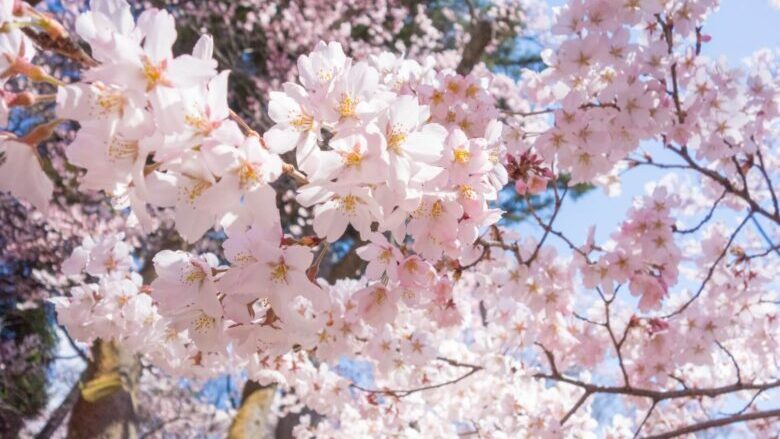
(372, 286, 388, 305)
(387, 129, 407, 154)
(185, 113, 213, 135)
(459, 184, 476, 200)
(108, 138, 138, 160)
(96, 91, 124, 114)
(183, 180, 211, 204)
(343, 150, 362, 167)
(378, 248, 393, 264)
(339, 195, 358, 214)
(291, 112, 314, 131)
(431, 200, 444, 218)
(338, 93, 357, 118)
(458, 118, 473, 133)
(238, 161, 261, 189)
(192, 313, 216, 333)
(184, 266, 206, 284)
(453, 148, 470, 164)
(446, 111, 457, 123)
(270, 261, 289, 283)
(142, 58, 166, 91)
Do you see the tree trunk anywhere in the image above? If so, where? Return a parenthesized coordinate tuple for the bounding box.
(66, 339, 140, 439)
(227, 381, 277, 439)
(457, 19, 493, 75)
(34, 380, 80, 439)
(227, 238, 364, 438)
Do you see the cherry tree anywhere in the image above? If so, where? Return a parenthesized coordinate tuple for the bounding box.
(1, 0, 779, 437)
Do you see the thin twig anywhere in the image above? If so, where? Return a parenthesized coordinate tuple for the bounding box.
(674, 191, 726, 234)
(561, 390, 591, 425)
(664, 214, 752, 318)
(633, 400, 657, 438)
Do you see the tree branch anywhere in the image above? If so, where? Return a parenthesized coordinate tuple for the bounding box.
(457, 19, 493, 75)
(644, 408, 780, 439)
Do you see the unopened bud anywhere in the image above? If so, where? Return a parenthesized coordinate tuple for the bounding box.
(12, 0, 24, 16)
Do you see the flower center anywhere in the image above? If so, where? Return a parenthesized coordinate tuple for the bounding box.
(183, 263, 207, 284)
(96, 90, 124, 114)
(185, 113, 213, 135)
(192, 313, 216, 333)
(465, 84, 480, 98)
(291, 112, 313, 131)
(378, 248, 393, 264)
(430, 90, 445, 105)
(339, 195, 358, 214)
(269, 261, 289, 283)
(387, 129, 407, 154)
(108, 137, 139, 160)
(431, 200, 444, 218)
(372, 286, 388, 305)
(238, 160, 261, 189)
(142, 58, 168, 91)
(343, 149, 363, 168)
(181, 180, 211, 204)
(338, 93, 357, 118)
(453, 148, 471, 164)
(459, 184, 476, 200)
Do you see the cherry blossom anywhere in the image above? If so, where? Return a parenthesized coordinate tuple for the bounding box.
(3, 0, 776, 437)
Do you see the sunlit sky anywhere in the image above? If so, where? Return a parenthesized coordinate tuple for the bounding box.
(545, 0, 780, 245)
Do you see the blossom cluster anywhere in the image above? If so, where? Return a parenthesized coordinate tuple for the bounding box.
(4, 0, 780, 437)
(45, 0, 513, 378)
(578, 187, 682, 311)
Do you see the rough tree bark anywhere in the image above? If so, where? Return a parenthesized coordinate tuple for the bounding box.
(227, 381, 277, 439)
(228, 239, 365, 439)
(63, 253, 166, 439)
(66, 340, 140, 439)
(34, 380, 80, 439)
(456, 19, 493, 75)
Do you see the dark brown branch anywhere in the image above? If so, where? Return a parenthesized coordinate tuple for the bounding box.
(60, 325, 88, 362)
(561, 390, 591, 425)
(715, 340, 742, 384)
(721, 389, 764, 417)
(644, 408, 780, 439)
(532, 344, 780, 423)
(523, 187, 568, 266)
(603, 298, 631, 387)
(456, 19, 493, 75)
(21, 27, 99, 68)
(655, 15, 685, 124)
(351, 359, 483, 398)
(674, 191, 726, 234)
(34, 380, 80, 439)
(754, 145, 779, 216)
(668, 145, 779, 224)
(633, 401, 657, 438)
(533, 365, 780, 402)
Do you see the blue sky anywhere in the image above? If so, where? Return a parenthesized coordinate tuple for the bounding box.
(545, 0, 780, 245)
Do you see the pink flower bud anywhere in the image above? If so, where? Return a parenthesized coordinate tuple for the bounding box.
(527, 174, 549, 195)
